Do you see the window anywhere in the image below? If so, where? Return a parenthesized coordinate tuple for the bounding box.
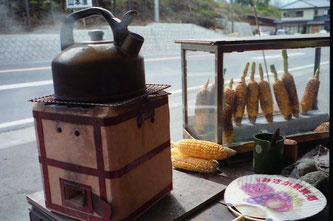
(315, 10, 318, 16)
(283, 11, 304, 18)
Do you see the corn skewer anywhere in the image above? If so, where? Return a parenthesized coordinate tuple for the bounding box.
(301, 68, 320, 115)
(223, 103, 234, 144)
(195, 80, 210, 133)
(281, 50, 300, 118)
(246, 62, 259, 124)
(234, 62, 249, 126)
(224, 78, 236, 114)
(258, 63, 274, 123)
(271, 64, 292, 120)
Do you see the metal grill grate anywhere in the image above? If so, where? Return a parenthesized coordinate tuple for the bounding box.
(29, 84, 171, 107)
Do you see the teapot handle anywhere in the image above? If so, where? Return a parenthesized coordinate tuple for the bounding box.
(60, 7, 136, 50)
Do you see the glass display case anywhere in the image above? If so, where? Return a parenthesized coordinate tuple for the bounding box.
(176, 34, 330, 146)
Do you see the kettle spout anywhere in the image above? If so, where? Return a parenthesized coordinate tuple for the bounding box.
(119, 32, 144, 56)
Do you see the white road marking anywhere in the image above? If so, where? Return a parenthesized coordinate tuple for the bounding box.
(0, 80, 53, 91)
(0, 118, 34, 129)
(253, 53, 304, 60)
(0, 126, 36, 150)
(0, 54, 214, 74)
(0, 66, 51, 73)
(0, 61, 329, 133)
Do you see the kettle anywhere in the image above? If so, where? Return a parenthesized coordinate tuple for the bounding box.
(52, 7, 146, 102)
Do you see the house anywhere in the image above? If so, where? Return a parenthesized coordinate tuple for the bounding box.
(274, 0, 330, 34)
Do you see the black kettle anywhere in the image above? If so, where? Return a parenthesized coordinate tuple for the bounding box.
(52, 7, 146, 102)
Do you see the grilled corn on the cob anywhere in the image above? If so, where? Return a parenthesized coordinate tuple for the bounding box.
(234, 62, 249, 126)
(282, 50, 300, 118)
(247, 62, 259, 124)
(258, 63, 273, 123)
(224, 78, 236, 113)
(301, 68, 320, 115)
(195, 80, 210, 133)
(171, 152, 219, 173)
(173, 139, 236, 160)
(223, 104, 234, 144)
(271, 64, 292, 120)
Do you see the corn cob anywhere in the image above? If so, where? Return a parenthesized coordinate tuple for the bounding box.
(271, 64, 292, 120)
(209, 82, 216, 105)
(195, 80, 210, 133)
(234, 62, 249, 126)
(171, 153, 219, 173)
(301, 68, 320, 115)
(171, 147, 182, 155)
(314, 121, 329, 132)
(173, 139, 236, 160)
(246, 62, 259, 124)
(281, 50, 300, 118)
(224, 78, 236, 113)
(258, 63, 273, 123)
(223, 104, 234, 144)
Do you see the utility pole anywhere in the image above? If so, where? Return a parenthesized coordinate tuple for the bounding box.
(25, 0, 31, 28)
(231, 0, 234, 32)
(112, 0, 116, 16)
(154, 0, 159, 22)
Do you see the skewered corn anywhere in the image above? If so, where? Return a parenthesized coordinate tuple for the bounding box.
(271, 64, 292, 120)
(223, 104, 234, 144)
(301, 68, 320, 115)
(234, 62, 249, 126)
(258, 63, 273, 123)
(246, 62, 259, 124)
(173, 139, 236, 160)
(281, 50, 300, 118)
(224, 78, 236, 113)
(195, 80, 210, 133)
(171, 151, 219, 173)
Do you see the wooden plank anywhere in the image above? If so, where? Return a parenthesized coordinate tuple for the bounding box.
(138, 170, 226, 221)
(188, 199, 236, 221)
(27, 170, 226, 221)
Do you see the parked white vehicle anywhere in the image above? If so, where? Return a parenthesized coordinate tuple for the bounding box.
(276, 29, 286, 35)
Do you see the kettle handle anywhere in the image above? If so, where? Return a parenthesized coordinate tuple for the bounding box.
(60, 7, 136, 50)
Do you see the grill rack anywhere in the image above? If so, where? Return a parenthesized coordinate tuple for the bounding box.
(29, 84, 171, 107)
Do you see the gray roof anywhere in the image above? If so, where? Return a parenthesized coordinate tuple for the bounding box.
(280, 0, 330, 10)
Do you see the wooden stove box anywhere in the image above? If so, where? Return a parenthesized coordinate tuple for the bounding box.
(33, 93, 172, 221)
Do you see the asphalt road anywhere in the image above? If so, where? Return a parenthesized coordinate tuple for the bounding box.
(0, 47, 330, 220)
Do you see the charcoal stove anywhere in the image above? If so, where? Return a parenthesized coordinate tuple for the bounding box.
(30, 7, 173, 221)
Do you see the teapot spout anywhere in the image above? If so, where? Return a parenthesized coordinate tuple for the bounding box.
(120, 32, 144, 56)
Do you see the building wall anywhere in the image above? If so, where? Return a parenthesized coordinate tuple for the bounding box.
(317, 8, 329, 16)
(281, 9, 314, 21)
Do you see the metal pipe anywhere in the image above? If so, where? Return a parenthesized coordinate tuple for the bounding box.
(312, 47, 321, 110)
(216, 48, 224, 144)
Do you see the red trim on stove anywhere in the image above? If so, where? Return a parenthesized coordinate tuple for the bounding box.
(38, 140, 170, 179)
(105, 140, 170, 179)
(47, 182, 172, 221)
(94, 125, 107, 200)
(35, 114, 52, 206)
(32, 96, 168, 126)
(38, 157, 98, 176)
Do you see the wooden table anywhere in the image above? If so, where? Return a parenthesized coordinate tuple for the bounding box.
(27, 145, 329, 221)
